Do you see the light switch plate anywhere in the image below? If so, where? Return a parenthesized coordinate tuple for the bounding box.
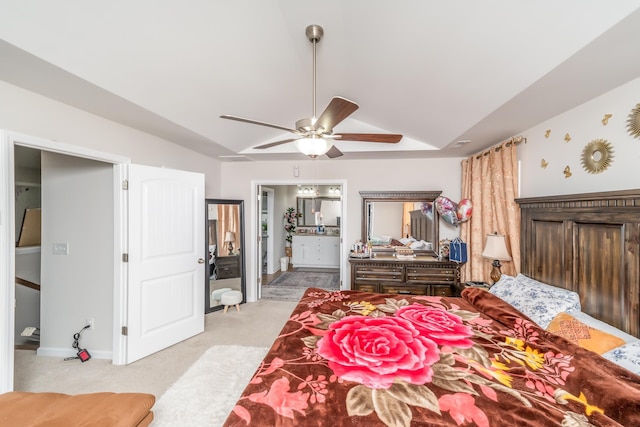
(53, 242, 69, 255)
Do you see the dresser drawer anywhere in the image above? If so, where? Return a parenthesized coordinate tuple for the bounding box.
(353, 283, 378, 293)
(406, 267, 456, 284)
(380, 284, 428, 296)
(430, 285, 455, 297)
(355, 266, 403, 282)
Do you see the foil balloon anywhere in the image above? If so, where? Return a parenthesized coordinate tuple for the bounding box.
(435, 196, 459, 225)
(441, 210, 459, 226)
(420, 201, 433, 219)
(456, 199, 473, 223)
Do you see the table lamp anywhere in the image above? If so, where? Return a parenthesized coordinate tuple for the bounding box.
(481, 233, 512, 284)
(225, 231, 236, 255)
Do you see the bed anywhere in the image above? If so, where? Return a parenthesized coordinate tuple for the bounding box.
(223, 189, 640, 426)
(223, 286, 640, 426)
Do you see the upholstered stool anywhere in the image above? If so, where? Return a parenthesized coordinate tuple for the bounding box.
(221, 290, 243, 313)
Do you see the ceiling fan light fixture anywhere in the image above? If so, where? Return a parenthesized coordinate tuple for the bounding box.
(294, 137, 333, 159)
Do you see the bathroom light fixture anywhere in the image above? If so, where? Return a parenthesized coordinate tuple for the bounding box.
(224, 231, 236, 255)
(481, 233, 511, 284)
(294, 136, 333, 159)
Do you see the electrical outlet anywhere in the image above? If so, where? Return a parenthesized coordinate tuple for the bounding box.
(86, 318, 94, 330)
(53, 242, 69, 255)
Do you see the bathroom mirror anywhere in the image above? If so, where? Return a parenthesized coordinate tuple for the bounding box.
(360, 191, 441, 256)
(296, 197, 341, 227)
(205, 199, 245, 313)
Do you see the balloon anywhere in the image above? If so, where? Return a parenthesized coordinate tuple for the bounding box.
(441, 210, 459, 225)
(435, 196, 459, 225)
(456, 199, 473, 223)
(434, 196, 456, 216)
(435, 196, 474, 226)
(420, 201, 433, 219)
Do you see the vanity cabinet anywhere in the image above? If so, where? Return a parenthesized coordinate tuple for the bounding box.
(292, 235, 340, 268)
(350, 257, 460, 296)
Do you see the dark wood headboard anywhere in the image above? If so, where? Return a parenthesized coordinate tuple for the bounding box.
(516, 189, 640, 338)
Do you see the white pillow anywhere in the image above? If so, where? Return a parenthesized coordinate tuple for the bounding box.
(601, 340, 640, 375)
(489, 274, 581, 329)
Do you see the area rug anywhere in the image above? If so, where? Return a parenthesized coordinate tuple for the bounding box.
(153, 345, 268, 426)
(262, 271, 339, 301)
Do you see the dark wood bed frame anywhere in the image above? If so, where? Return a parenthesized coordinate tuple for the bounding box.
(516, 189, 640, 338)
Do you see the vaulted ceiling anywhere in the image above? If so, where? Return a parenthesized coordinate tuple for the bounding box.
(2, 2, 640, 161)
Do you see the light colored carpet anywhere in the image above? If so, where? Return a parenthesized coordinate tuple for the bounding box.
(262, 271, 339, 301)
(13, 299, 297, 400)
(154, 345, 268, 426)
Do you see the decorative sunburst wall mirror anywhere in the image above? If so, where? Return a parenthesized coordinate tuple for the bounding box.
(628, 103, 640, 138)
(581, 139, 614, 174)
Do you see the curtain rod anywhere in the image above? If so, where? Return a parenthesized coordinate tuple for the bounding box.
(474, 136, 526, 159)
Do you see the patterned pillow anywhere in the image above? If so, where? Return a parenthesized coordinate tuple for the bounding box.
(547, 312, 625, 354)
(489, 274, 581, 329)
(602, 340, 640, 375)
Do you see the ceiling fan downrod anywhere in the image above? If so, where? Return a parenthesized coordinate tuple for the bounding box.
(306, 24, 323, 121)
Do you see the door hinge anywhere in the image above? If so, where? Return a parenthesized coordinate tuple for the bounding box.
(121, 326, 128, 336)
(122, 253, 129, 262)
(122, 180, 128, 190)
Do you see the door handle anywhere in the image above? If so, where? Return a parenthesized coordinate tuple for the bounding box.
(198, 258, 205, 264)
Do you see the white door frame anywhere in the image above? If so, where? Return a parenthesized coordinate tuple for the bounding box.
(249, 179, 347, 302)
(264, 187, 275, 275)
(0, 130, 129, 391)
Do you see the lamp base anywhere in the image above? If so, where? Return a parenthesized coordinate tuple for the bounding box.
(490, 260, 503, 284)
(227, 242, 234, 256)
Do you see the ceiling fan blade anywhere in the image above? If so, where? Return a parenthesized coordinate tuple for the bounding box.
(315, 97, 359, 132)
(220, 114, 299, 134)
(326, 145, 343, 158)
(334, 133, 403, 143)
(253, 138, 299, 150)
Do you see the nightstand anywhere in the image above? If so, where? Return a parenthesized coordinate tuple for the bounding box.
(457, 281, 491, 294)
(216, 255, 240, 279)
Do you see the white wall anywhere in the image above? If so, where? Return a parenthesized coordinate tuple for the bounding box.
(518, 76, 640, 197)
(0, 81, 222, 195)
(40, 152, 114, 358)
(221, 157, 464, 298)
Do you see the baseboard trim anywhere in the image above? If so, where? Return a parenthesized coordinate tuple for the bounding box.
(36, 346, 112, 360)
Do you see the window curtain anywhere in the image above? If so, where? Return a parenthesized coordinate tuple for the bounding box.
(217, 204, 240, 256)
(460, 140, 520, 283)
(402, 202, 414, 238)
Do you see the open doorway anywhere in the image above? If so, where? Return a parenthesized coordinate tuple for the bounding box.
(256, 182, 346, 300)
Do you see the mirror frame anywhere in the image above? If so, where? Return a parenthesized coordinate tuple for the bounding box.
(205, 198, 246, 313)
(360, 191, 441, 256)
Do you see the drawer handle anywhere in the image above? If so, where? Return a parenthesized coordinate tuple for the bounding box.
(398, 290, 412, 294)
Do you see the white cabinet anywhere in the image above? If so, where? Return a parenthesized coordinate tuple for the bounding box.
(291, 235, 340, 268)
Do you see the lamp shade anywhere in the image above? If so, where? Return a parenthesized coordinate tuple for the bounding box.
(294, 136, 333, 158)
(224, 231, 235, 243)
(481, 233, 511, 261)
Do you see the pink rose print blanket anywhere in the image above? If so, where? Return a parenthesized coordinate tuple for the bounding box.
(223, 288, 640, 426)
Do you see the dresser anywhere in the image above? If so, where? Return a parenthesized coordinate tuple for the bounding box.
(216, 255, 240, 279)
(349, 256, 461, 296)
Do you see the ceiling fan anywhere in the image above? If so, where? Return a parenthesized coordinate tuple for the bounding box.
(220, 24, 403, 159)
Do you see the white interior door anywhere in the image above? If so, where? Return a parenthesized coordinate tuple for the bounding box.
(126, 164, 204, 363)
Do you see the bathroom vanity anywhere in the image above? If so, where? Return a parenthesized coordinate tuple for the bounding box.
(291, 234, 340, 268)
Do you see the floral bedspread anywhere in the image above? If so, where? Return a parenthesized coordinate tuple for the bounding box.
(223, 288, 640, 426)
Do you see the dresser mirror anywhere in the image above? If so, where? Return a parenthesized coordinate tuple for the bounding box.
(205, 199, 245, 313)
(360, 191, 441, 256)
(296, 197, 341, 227)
